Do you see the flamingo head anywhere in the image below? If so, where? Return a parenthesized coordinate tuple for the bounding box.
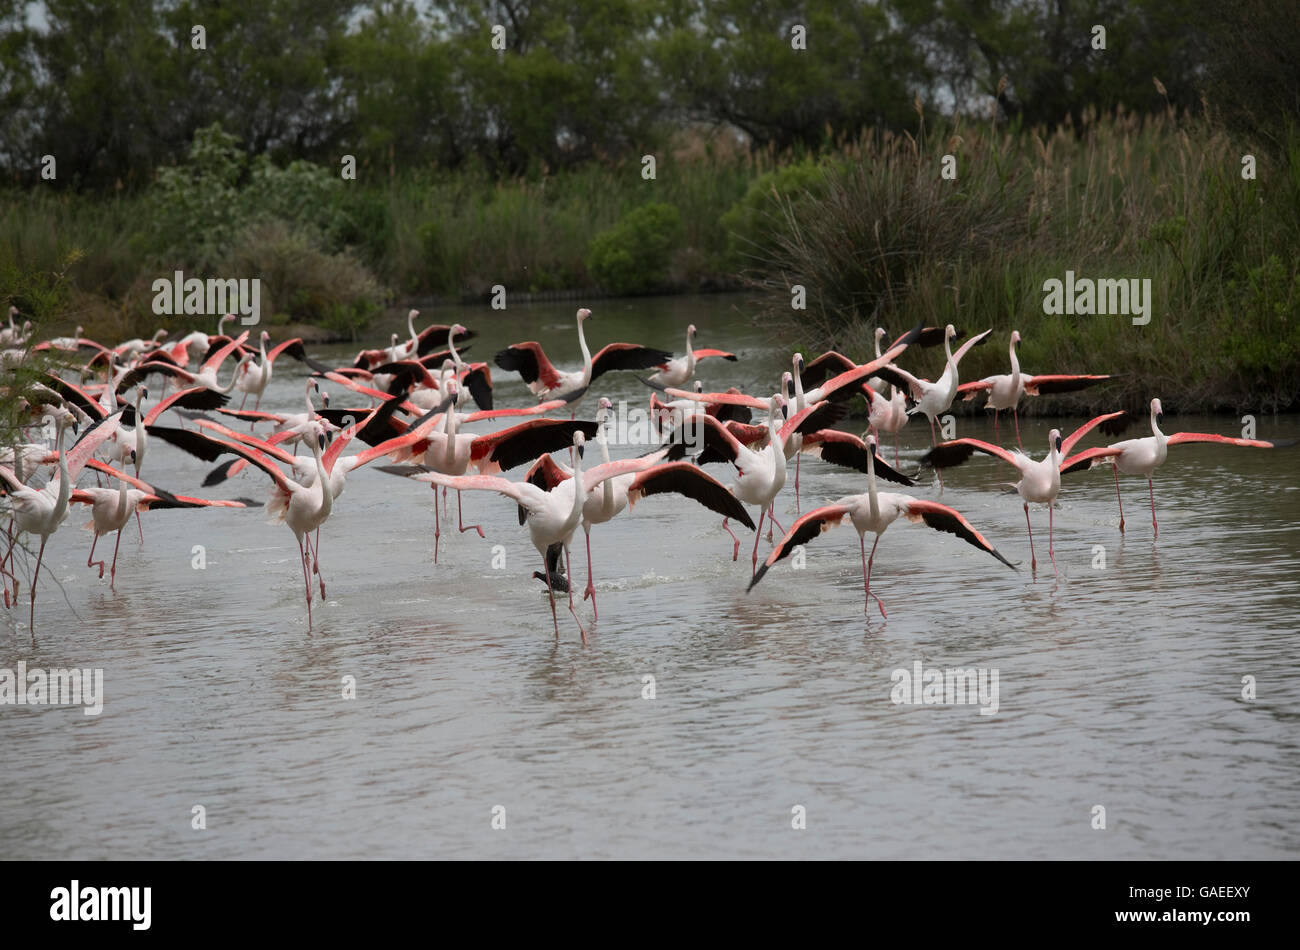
(694, 380, 704, 393)
(874, 327, 886, 342)
(577, 308, 592, 324)
(1151, 397, 1163, 422)
(781, 371, 793, 400)
(139, 385, 149, 403)
(321, 390, 330, 409)
(1011, 330, 1021, 348)
(945, 323, 957, 341)
(573, 430, 586, 459)
(451, 323, 468, 338)
(866, 433, 877, 451)
(408, 308, 419, 320)
(1049, 428, 1063, 454)
(7, 305, 16, 318)
(687, 323, 697, 339)
(792, 352, 803, 373)
(261, 330, 270, 343)
(219, 314, 233, 330)
(75, 325, 84, 338)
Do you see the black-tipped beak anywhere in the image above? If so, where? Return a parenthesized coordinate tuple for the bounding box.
(577, 443, 585, 460)
(318, 433, 327, 451)
(1055, 437, 1063, 452)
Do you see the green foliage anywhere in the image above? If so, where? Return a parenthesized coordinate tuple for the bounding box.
(720, 158, 834, 267)
(586, 203, 684, 295)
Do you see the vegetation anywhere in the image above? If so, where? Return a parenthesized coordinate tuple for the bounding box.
(1, 0, 1298, 410)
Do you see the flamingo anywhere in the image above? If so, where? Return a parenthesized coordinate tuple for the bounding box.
(494, 308, 673, 408)
(71, 467, 250, 586)
(115, 331, 254, 397)
(372, 381, 599, 561)
(647, 324, 738, 388)
(234, 330, 331, 411)
(199, 425, 334, 626)
(920, 411, 1124, 573)
(532, 398, 752, 619)
(1061, 397, 1285, 537)
(408, 431, 660, 637)
(957, 330, 1114, 446)
(872, 324, 992, 446)
(749, 435, 1014, 616)
(0, 412, 121, 631)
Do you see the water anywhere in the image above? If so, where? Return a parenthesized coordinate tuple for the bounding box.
(3, 295, 1298, 859)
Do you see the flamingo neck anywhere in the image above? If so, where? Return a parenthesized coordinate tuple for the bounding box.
(1151, 407, 1166, 443)
(576, 316, 593, 384)
(114, 478, 130, 518)
(448, 332, 462, 368)
(866, 446, 879, 519)
(874, 333, 884, 360)
(53, 425, 71, 513)
(312, 438, 332, 517)
(407, 312, 417, 345)
(792, 364, 807, 410)
(1008, 337, 1020, 383)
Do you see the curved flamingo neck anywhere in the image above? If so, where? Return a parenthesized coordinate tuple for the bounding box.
(1008, 336, 1020, 383)
(407, 311, 418, 346)
(576, 315, 593, 384)
(792, 359, 807, 410)
(311, 436, 332, 517)
(1151, 406, 1166, 443)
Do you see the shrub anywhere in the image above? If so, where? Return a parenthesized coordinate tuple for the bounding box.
(586, 202, 683, 294)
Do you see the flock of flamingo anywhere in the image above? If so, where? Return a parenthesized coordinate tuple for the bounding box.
(0, 303, 1285, 637)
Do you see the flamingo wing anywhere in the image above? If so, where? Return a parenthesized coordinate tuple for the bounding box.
(957, 379, 994, 401)
(780, 400, 849, 441)
(590, 343, 676, 382)
(690, 348, 738, 363)
(799, 351, 857, 389)
(903, 498, 1015, 569)
(523, 453, 573, 493)
(139, 386, 230, 426)
(1023, 373, 1114, 396)
(748, 504, 853, 589)
(663, 387, 768, 410)
(921, 437, 1021, 472)
(199, 331, 250, 373)
(114, 362, 196, 393)
(417, 324, 477, 356)
(66, 412, 122, 479)
(494, 342, 565, 391)
(1060, 445, 1124, 474)
(1167, 432, 1284, 449)
(460, 364, 494, 411)
(471, 419, 598, 474)
(35, 375, 106, 420)
(626, 462, 755, 528)
(1061, 410, 1128, 458)
(266, 338, 331, 372)
(580, 449, 669, 494)
(808, 430, 915, 486)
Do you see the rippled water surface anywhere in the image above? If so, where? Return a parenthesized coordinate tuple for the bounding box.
(3, 296, 1298, 859)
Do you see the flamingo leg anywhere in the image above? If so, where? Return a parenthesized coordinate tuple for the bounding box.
(861, 534, 886, 618)
(993, 410, 999, 443)
(893, 431, 900, 467)
(1013, 408, 1023, 449)
(443, 485, 449, 518)
(239, 392, 248, 411)
(432, 485, 441, 564)
(751, 508, 766, 577)
(794, 453, 801, 514)
(541, 550, 560, 637)
(1113, 464, 1125, 533)
(768, 506, 785, 539)
(1149, 478, 1158, 540)
(1048, 502, 1057, 574)
(929, 416, 944, 490)
(457, 490, 483, 537)
(582, 528, 597, 621)
(564, 547, 586, 640)
(87, 533, 105, 579)
(298, 536, 313, 628)
(311, 529, 326, 599)
(29, 535, 47, 634)
(109, 528, 123, 588)
(722, 517, 740, 561)
(1024, 502, 1037, 573)
(134, 508, 143, 543)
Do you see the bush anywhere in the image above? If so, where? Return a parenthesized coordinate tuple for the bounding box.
(586, 202, 683, 295)
(223, 222, 383, 340)
(719, 158, 833, 268)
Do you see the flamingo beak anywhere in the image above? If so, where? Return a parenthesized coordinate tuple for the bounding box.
(1055, 436, 1063, 452)
(577, 442, 585, 460)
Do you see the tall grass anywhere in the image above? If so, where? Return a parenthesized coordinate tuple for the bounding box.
(748, 109, 1300, 413)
